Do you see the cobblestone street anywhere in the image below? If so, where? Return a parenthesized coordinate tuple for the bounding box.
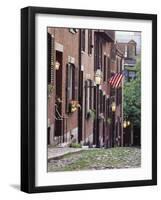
(48, 147, 141, 172)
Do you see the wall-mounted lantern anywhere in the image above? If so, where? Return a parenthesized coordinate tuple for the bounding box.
(55, 61, 60, 70)
(94, 69, 102, 85)
(123, 120, 127, 128)
(111, 102, 116, 112)
(127, 121, 130, 126)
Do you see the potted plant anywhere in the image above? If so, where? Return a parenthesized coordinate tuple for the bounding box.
(107, 117, 112, 125)
(86, 109, 96, 119)
(69, 100, 81, 113)
(98, 113, 105, 120)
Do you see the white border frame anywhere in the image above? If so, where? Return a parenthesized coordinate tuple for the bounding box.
(35, 14, 152, 186)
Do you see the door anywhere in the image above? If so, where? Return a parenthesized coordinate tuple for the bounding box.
(47, 127, 50, 145)
(78, 71, 83, 143)
(54, 51, 63, 142)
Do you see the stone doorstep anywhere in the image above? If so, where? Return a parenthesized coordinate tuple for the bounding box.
(48, 148, 83, 161)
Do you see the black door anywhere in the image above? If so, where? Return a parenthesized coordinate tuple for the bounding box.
(47, 127, 50, 145)
(54, 51, 63, 140)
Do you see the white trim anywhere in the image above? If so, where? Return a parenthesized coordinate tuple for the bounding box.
(55, 42, 64, 52)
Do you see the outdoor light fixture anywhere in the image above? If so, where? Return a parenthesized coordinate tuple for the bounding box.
(111, 102, 116, 112)
(127, 121, 130, 126)
(123, 121, 127, 128)
(55, 61, 60, 70)
(95, 69, 102, 85)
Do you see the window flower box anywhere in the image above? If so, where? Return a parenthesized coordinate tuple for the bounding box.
(69, 100, 81, 113)
(98, 113, 105, 120)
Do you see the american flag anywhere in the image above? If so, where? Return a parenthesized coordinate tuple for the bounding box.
(109, 72, 124, 88)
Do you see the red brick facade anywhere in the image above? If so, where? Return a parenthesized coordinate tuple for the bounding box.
(47, 28, 80, 145)
(47, 28, 124, 147)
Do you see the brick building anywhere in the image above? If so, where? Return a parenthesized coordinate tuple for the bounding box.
(47, 27, 124, 148)
(116, 40, 137, 81)
(110, 45, 124, 147)
(116, 39, 141, 146)
(92, 30, 115, 147)
(47, 28, 80, 145)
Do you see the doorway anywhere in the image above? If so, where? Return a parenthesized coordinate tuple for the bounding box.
(54, 51, 63, 141)
(78, 71, 83, 143)
(47, 127, 50, 145)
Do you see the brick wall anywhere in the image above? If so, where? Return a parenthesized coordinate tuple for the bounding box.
(47, 28, 79, 145)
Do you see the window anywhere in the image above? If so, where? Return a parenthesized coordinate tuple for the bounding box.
(107, 57, 111, 80)
(94, 33, 102, 70)
(66, 63, 77, 112)
(116, 57, 119, 73)
(133, 45, 136, 57)
(88, 30, 92, 55)
(81, 29, 85, 52)
(128, 44, 136, 58)
(85, 80, 93, 115)
(103, 55, 107, 81)
(99, 39, 103, 70)
(120, 58, 122, 72)
(94, 33, 98, 70)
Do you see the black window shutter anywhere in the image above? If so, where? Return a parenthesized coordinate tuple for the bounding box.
(72, 65, 75, 99)
(99, 39, 102, 70)
(94, 34, 97, 70)
(88, 30, 90, 54)
(81, 30, 85, 52)
(84, 80, 88, 117)
(47, 33, 51, 84)
(74, 66, 78, 101)
(107, 98, 110, 117)
(101, 92, 103, 113)
(90, 30, 92, 54)
(103, 95, 106, 115)
(97, 89, 100, 114)
(104, 55, 106, 81)
(105, 99, 107, 119)
(51, 36, 55, 84)
(100, 90, 103, 113)
(120, 58, 122, 72)
(107, 57, 111, 80)
(93, 85, 97, 110)
(89, 80, 93, 109)
(88, 30, 92, 54)
(66, 64, 70, 113)
(47, 33, 55, 84)
(116, 58, 119, 73)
